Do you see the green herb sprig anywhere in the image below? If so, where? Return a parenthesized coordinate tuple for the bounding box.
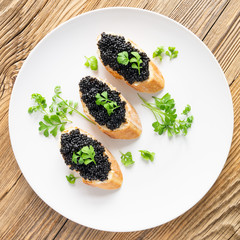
(152, 46, 165, 61)
(138, 93, 193, 136)
(130, 52, 142, 75)
(28, 93, 47, 114)
(95, 91, 120, 116)
(72, 145, 96, 165)
(139, 150, 155, 162)
(38, 114, 69, 137)
(28, 93, 71, 137)
(153, 46, 178, 61)
(66, 174, 79, 184)
(28, 86, 94, 137)
(117, 51, 143, 75)
(120, 151, 135, 166)
(117, 51, 129, 65)
(84, 56, 98, 70)
(51, 86, 94, 124)
(165, 47, 178, 60)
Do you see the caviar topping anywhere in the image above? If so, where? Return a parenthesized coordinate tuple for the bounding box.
(79, 76, 126, 130)
(60, 129, 111, 181)
(97, 32, 150, 84)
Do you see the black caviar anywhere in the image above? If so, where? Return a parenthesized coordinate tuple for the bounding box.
(60, 129, 111, 181)
(79, 76, 126, 130)
(97, 32, 150, 84)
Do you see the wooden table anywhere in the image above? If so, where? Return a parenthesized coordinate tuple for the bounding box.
(0, 0, 239, 239)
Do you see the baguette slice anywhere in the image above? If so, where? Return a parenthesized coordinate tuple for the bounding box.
(79, 76, 142, 139)
(97, 32, 165, 93)
(61, 127, 123, 190)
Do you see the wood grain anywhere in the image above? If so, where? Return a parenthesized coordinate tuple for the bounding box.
(203, 0, 240, 84)
(0, 175, 67, 239)
(0, 0, 239, 239)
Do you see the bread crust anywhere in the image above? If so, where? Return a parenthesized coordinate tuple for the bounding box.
(61, 127, 123, 190)
(79, 77, 142, 139)
(97, 34, 165, 93)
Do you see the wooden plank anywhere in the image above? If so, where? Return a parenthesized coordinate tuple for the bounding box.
(168, 0, 230, 38)
(0, 175, 67, 239)
(229, 226, 240, 240)
(0, 91, 22, 200)
(203, 0, 240, 84)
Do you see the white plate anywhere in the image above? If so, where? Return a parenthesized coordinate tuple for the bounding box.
(9, 7, 233, 232)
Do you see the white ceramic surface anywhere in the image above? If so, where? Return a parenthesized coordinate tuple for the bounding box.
(9, 8, 233, 232)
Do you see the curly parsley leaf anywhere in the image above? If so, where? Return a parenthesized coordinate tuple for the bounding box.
(95, 91, 120, 116)
(28, 92, 70, 137)
(117, 51, 129, 65)
(72, 145, 96, 165)
(38, 114, 68, 137)
(28, 93, 48, 114)
(66, 174, 79, 184)
(130, 51, 142, 75)
(120, 151, 135, 166)
(29, 86, 94, 137)
(117, 51, 143, 75)
(138, 93, 193, 136)
(84, 56, 98, 70)
(182, 104, 191, 115)
(139, 150, 155, 162)
(153, 46, 165, 61)
(52, 86, 94, 124)
(165, 47, 178, 60)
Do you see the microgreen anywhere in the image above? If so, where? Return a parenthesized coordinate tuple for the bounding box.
(66, 174, 79, 184)
(38, 114, 68, 137)
(139, 150, 155, 162)
(182, 104, 191, 115)
(72, 145, 96, 165)
(29, 86, 94, 137)
(51, 86, 94, 124)
(138, 93, 193, 136)
(152, 46, 165, 61)
(153, 46, 179, 61)
(130, 52, 142, 75)
(117, 51, 143, 75)
(95, 91, 120, 116)
(28, 93, 47, 114)
(84, 56, 98, 70)
(120, 151, 135, 166)
(28, 92, 70, 137)
(117, 51, 129, 65)
(165, 47, 178, 60)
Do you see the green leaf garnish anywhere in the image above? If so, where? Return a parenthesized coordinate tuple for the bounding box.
(138, 93, 193, 136)
(165, 47, 178, 60)
(66, 174, 79, 184)
(182, 104, 191, 115)
(51, 86, 94, 124)
(120, 151, 135, 166)
(72, 152, 79, 164)
(153, 46, 165, 61)
(130, 52, 142, 75)
(117, 51, 143, 75)
(29, 86, 94, 137)
(84, 56, 98, 70)
(28, 93, 47, 114)
(72, 145, 96, 165)
(139, 150, 155, 162)
(95, 91, 120, 116)
(117, 51, 129, 65)
(29, 92, 69, 137)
